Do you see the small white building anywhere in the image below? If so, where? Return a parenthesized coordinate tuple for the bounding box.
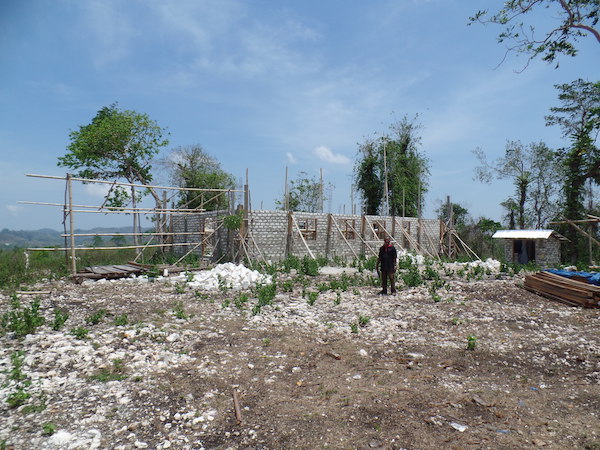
(492, 229, 567, 268)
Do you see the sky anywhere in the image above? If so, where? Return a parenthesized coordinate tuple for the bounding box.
(1, 0, 598, 232)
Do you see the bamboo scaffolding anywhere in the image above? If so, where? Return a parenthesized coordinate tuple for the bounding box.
(345, 221, 378, 258)
(26, 173, 244, 193)
(27, 242, 206, 252)
(330, 216, 359, 259)
(290, 214, 316, 260)
(18, 201, 206, 213)
(60, 231, 208, 237)
(175, 222, 224, 265)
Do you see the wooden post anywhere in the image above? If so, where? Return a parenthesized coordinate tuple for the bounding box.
(284, 167, 289, 211)
(325, 214, 333, 258)
(447, 196, 453, 259)
(67, 174, 77, 276)
(286, 210, 293, 257)
(361, 215, 366, 256)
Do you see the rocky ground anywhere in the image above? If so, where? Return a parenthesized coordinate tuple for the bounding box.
(1, 264, 599, 449)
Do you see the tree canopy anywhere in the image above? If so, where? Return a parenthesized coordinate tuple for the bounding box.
(470, 0, 600, 68)
(355, 115, 429, 217)
(58, 103, 169, 205)
(276, 171, 326, 213)
(161, 145, 236, 211)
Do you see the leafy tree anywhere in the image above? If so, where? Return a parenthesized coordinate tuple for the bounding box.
(58, 103, 169, 206)
(355, 139, 382, 215)
(162, 145, 235, 211)
(545, 78, 600, 261)
(276, 171, 327, 213)
(474, 140, 559, 228)
(355, 115, 429, 216)
(470, 0, 600, 68)
(436, 201, 471, 233)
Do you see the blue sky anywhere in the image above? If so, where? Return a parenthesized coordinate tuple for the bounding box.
(1, 0, 598, 231)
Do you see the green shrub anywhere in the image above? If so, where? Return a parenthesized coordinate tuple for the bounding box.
(300, 256, 319, 276)
(1, 297, 45, 338)
(51, 309, 69, 331)
(85, 309, 108, 326)
(70, 327, 89, 340)
(401, 266, 422, 287)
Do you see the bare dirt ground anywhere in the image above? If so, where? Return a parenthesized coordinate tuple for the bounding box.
(1, 269, 600, 449)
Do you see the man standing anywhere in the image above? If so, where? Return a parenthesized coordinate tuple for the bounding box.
(376, 236, 397, 295)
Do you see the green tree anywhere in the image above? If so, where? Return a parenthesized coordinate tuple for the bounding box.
(474, 140, 559, 229)
(355, 115, 429, 217)
(470, 0, 600, 68)
(436, 201, 471, 234)
(162, 145, 235, 211)
(276, 171, 326, 212)
(58, 103, 169, 206)
(545, 78, 600, 262)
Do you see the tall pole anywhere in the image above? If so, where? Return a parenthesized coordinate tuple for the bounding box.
(382, 138, 389, 217)
(320, 168, 324, 213)
(284, 166, 289, 211)
(67, 174, 77, 276)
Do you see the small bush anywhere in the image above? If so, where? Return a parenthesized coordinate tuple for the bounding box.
(1, 297, 46, 338)
(85, 309, 108, 326)
(51, 309, 69, 331)
(70, 327, 89, 340)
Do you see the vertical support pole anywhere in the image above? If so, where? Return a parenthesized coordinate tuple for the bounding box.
(286, 210, 293, 258)
(162, 191, 168, 255)
(361, 215, 366, 256)
(284, 167, 289, 211)
(132, 185, 140, 256)
(320, 168, 324, 213)
(67, 174, 77, 276)
(325, 214, 333, 259)
(447, 196, 453, 259)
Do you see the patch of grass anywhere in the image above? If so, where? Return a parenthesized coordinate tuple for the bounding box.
(252, 282, 277, 315)
(51, 309, 69, 331)
(358, 315, 371, 327)
(306, 291, 319, 306)
(234, 292, 249, 309)
(89, 358, 128, 382)
(42, 422, 56, 436)
(85, 309, 108, 326)
(70, 327, 89, 340)
(466, 335, 477, 351)
(1, 296, 46, 338)
(113, 314, 129, 326)
(174, 282, 186, 294)
(172, 301, 188, 320)
(401, 266, 422, 287)
(6, 388, 31, 408)
(350, 322, 359, 334)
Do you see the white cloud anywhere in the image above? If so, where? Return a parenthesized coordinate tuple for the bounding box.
(83, 183, 112, 198)
(6, 205, 23, 216)
(286, 152, 297, 164)
(313, 146, 350, 165)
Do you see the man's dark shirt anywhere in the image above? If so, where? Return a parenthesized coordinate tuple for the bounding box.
(378, 244, 397, 272)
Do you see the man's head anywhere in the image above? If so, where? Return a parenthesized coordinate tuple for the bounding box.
(383, 237, 391, 245)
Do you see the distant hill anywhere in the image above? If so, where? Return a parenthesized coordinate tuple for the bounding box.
(0, 227, 150, 249)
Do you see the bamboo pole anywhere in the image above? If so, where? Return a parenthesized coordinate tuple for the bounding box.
(18, 201, 207, 213)
(330, 216, 359, 259)
(26, 173, 244, 193)
(67, 174, 77, 276)
(290, 214, 316, 260)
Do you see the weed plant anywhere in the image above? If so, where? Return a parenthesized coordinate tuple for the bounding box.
(466, 335, 477, 350)
(1, 297, 45, 338)
(89, 358, 127, 382)
(70, 327, 89, 340)
(401, 266, 422, 287)
(172, 301, 188, 319)
(306, 291, 319, 306)
(252, 282, 277, 315)
(358, 315, 371, 327)
(85, 309, 108, 326)
(113, 314, 129, 326)
(51, 309, 69, 331)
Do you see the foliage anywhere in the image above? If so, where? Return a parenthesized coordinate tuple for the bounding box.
(546, 79, 600, 262)
(85, 309, 108, 326)
(474, 140, 560, 228)
(223, 211, 244, 230)
(300, 256, 320, 276)
(470, 1, 600, 68)
(113, 314, 129, 326)
(161, 145, 235, 211)
(89, 358, 128, 382)
(436, 201, 471, 233)
(277, 171, 328, 212)
(252, 282, 277, 315)
(70, 327, 89, 340)
(58, 102, 169, 206)
(51, 309, 69, 331)
(400, 265, 422, 287)
(466, 335, 478, 351)
(1, 297, 45, 338)
(355, 115, 429, 216)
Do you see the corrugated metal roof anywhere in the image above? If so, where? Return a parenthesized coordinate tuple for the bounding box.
(492, 229, 557, 239)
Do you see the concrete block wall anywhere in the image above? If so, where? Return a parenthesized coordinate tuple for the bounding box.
(501, 239, 561, 269)
(172, 209, 443, 262)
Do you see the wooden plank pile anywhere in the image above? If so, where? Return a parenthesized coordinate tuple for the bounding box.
(524, 271, 600, 308)
(74, 263, 144, 281)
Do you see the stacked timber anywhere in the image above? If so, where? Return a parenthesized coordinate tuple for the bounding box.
(524, 271, 600, 308)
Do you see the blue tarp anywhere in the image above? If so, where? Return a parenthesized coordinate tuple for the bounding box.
(545, 269, 600, 286)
